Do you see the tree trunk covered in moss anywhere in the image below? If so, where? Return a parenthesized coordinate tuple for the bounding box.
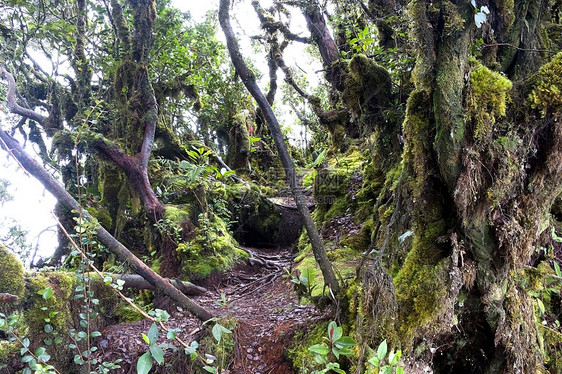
(354, 0, 561, 372)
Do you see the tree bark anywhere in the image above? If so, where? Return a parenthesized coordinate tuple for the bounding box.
(219, 0, 340, 295)
(0, 128, 214, 322)
(302, 1, 344, 91)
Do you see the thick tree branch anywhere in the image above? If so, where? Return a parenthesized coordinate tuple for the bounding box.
(219, 0, 340, 295)
(302, 1, 344, 91)
(0, 129, 213, 322)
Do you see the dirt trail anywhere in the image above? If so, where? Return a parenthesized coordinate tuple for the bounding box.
(95, 247, 324, 373)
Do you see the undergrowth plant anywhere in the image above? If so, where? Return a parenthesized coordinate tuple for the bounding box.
(368, 340, 404, 374)
(306, 321, 356, 374)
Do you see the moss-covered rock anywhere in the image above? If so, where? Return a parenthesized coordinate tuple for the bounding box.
(174, 210, 246, 280)
(0, 244, 25, 301)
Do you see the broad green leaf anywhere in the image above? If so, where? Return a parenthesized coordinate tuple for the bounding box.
(212, 323, 223, 343)
(302, 268, 315, 286)
(397, 367, 405, 374)
(147, 323, 159, 345)
(335, 336, 356, 348)
(391, 349, 402, 365)
(137, 351, 153, 374)
(368, 356, 380, 367)
(149, 345, 164, 365)
(40, 287, 53, 300)
(332, 346, 340, 359)
(338, 347, 355, 356)
(203, 366, 216, 373)
(308, 344, 330, 355)
(377, 339, 388, 361)
(327, 321, 342, 343)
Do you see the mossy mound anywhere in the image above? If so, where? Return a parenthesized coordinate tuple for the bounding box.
(342, 54, 391, 119)
(529, 52, 562, 117)
(0, 244, 25, 301)
(468, 63, 513, 141)
(170, 207, 246, 280)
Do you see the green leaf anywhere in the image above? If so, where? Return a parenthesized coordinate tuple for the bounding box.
(39, 287, 53, 300)
(149, 345, 164, 365)
(22, 338, 30, 348)
(137, 352, 153, 374)
(167, 330, 177, 340)
(308, 344, 330, 355)
(21, 354, 35, 363)
(390, 349, 401, 365)
(147, 323, 159, 345)
(203, 366, 216, 373)
(327, 321, 342, 343)
(212, 323, 223, 343)
(332, 345, 340, 359)
(377, 339, 388, 361)
(337, 347, 355, 356)
(397, 367, 405, 374)
(334, 336, 356, 348)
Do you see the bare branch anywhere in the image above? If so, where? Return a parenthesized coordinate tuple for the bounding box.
(0, 66, 47, 126)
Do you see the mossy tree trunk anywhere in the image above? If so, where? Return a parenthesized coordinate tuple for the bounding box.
(357, 0, 561, 372)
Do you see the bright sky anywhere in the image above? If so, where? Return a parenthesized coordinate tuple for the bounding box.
(0, 0, 318, 264)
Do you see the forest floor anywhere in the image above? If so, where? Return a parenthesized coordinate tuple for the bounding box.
(94, 246, 327, 373)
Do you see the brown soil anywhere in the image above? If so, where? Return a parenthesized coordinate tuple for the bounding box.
(93, 247, 325, 373)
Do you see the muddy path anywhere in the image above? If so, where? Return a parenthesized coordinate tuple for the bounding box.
(95, 247, 325, 373)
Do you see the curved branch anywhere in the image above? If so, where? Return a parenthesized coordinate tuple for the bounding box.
(219, 0, 340, 295)
(0, 66, 46, 126)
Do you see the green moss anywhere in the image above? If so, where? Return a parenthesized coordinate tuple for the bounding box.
(112, 303, 144, 322)
(0, 341, 17, 367)
(342, 54, 391, 117)
(164, 205, 191, 224)
(529, 52, 562, 117)
(394, 218, 449, 345)
(25, 272, 75, 335)
(469, 63, 513, 140)
(0, 244, 25, 300)
(177, 212, 244, 280)
(85, 206, 113, 229)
